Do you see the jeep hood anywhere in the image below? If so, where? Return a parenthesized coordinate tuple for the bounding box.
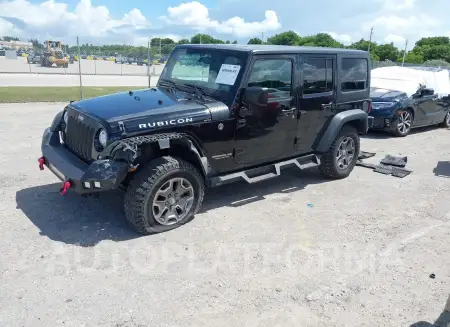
(68, 87, 230, 133)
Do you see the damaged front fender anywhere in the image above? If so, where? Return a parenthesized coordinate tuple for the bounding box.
(101, 133, 211, 176)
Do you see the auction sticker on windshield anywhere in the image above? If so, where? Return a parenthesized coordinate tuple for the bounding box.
(215, 64, 241, 85)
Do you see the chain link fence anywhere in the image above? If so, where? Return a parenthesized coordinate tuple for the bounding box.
(2, 36, 449, 76)
(371, 60, 450, 70)
(0, 37, 179, 77)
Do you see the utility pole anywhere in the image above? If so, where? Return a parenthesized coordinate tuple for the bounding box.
(261, 32, 264, 43)
(200, 34, 202, 44)
(147, 38, 151, 88)
(159, 38, 162, 57)
(76, 36, 83, 99)
(401, 39, 408, 66)
(367, 27, 374, 53)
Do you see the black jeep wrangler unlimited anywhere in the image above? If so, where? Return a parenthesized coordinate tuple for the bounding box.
(39, 44, 374, 234)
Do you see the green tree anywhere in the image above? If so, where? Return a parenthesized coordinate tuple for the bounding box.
(2, 36, 19, 41)
(267, 31, 302, 45)
(248, 38, 263, 44)
(348, 39, 377, 52)
(28, 38, 44, 50)
(232, 40, 237, 44)
(190, 34, 224, 44)
(177, 39, 190, 44)
(415, 36, 450, 48)
(374, 43, 400, 61)
(298, 33, 344, 48)
(422, 45, 450, 62)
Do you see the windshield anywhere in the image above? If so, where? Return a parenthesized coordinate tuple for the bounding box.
(160, 47, 249, 99)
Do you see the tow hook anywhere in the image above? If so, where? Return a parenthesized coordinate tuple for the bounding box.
(38, 157, 45, 170)
(60, 180, 72, 196)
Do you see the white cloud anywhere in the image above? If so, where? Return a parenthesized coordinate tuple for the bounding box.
(384, 34, 406, 47)
(325, 32, 352, 45)
(0, 0, 150, 42)
(161, 1, 281, 37)
(380, 0, 416, 10)
(0, 18, 17, 36)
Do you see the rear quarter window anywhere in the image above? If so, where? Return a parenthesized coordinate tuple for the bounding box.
(341, 58, 368, 92)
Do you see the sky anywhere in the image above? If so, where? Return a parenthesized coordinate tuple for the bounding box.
(0, 0, 449, 49)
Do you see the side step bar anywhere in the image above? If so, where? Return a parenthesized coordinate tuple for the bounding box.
(208, 154, 321, 187)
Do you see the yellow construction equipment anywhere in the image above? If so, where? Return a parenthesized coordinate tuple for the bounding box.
(41, 40, 68, 68)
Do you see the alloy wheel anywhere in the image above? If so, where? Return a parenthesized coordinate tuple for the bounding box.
(151, 177, 195, 226)
(397, 111, 412, 134)
(336, 136, 356, 170)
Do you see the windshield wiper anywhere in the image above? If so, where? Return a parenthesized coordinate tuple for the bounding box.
(183, 83, 208, 101)
(158, 79, 178, 96)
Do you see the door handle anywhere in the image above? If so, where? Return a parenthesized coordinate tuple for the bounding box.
(321, 102, 333, 110)
(282, 107, 296, 112)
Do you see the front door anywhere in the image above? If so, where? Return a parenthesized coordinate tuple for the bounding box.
(233, 55, 298, 165)
(295, 55, 337, 153)
(414, 93, 440, 125)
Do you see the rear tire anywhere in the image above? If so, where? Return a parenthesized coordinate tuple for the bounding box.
(319, 125, 360, 179)
(124, 156, 205, 235)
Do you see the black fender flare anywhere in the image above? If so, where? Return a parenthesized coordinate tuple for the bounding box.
(315, 109, 369, 153)
(50, 110, 64, 132)
(102, 133, 211, 176)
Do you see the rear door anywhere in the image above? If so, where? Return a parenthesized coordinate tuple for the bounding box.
(295, 54, 337, 153)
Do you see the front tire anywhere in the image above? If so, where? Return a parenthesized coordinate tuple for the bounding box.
(393, 109, 413, 137)
(124, 156, 205, 235)
(319, 125, 360, 179)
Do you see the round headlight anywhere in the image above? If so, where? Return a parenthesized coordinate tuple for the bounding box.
(98, 129, 108, 147)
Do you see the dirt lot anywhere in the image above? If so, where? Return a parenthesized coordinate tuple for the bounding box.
(0, 103, 449, 327)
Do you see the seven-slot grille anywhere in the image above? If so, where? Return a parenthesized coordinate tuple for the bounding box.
(64, 111, 96, 162)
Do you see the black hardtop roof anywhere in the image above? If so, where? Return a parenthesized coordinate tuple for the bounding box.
(176, 43, 367, 55)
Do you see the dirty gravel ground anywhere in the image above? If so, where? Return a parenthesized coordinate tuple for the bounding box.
(1, 103, 450, 327)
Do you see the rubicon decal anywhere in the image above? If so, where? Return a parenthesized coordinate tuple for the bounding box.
(139, 117, 194, 129)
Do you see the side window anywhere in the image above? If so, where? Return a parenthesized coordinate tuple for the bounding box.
(303, 58, 334, 95)
(247, 59, 292, 99)
(341, 58, 368, 92)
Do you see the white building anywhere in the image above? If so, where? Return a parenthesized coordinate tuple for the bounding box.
(0, 40, 33, 50)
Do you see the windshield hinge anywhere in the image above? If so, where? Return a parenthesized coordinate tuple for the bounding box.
(118, 121, 127, 136)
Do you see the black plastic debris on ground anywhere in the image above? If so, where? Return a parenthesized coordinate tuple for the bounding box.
(356, 152, 412, 178)
(358, 151, 376, 160)
(380, 154, 407, 167)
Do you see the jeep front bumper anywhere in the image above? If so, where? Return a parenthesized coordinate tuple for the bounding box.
(40, 128, 129, 194)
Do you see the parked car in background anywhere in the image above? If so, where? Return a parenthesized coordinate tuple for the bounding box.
(369, 66, 450, 136)
(114, 55, 127, 64)
(27, 52, 42, 64)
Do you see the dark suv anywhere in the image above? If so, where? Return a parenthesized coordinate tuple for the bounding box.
(39, 44, 374, 234)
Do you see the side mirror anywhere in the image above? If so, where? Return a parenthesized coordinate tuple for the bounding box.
(421, 88, 434, 96)
(241, 87, 269, 106)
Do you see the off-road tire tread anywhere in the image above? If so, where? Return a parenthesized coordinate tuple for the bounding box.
(319, 125, 359, 179)
(124, 156, 205, 235)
